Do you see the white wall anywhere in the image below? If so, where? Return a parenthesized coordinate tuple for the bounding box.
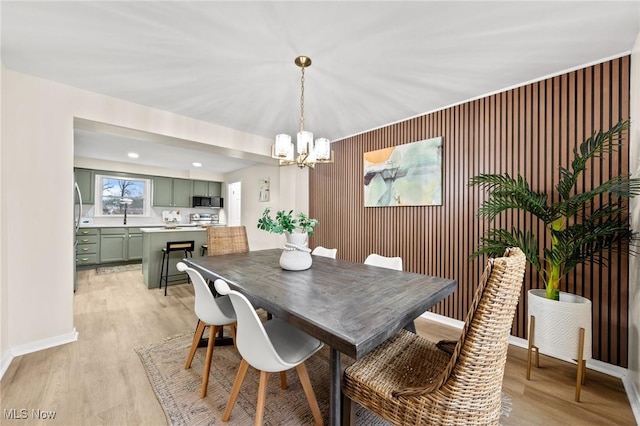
(225, 164, 310, 251)
(0, 69, 286, 364)
(629, 30, 640, 418)
(0, 60, 8, 376)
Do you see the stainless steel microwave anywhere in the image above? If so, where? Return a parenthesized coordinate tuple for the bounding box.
(192, 196, 223, 208)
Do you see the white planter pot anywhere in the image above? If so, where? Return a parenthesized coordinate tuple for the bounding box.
(527, 289, 592, 360)
(279, 232, 312, 271)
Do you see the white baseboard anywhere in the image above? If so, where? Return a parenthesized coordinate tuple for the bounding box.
(420, 310, 465, 329)
(419, 311, 640, 424)
(623, 375, 640, 425)
(0, 329, 79, 381)
(11, 328, 79, 357)
(0, 349, 13, 381)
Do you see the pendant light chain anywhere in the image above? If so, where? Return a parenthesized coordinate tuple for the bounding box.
(271, 55, 333, 168)
(299, 66, 305, 132)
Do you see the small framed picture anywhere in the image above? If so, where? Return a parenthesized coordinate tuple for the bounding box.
(259, 178, 270, 202)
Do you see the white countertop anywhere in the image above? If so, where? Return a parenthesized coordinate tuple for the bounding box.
(78, 223, 196, 229)
(78, 223, 226, 229)
(140, 227, 208, 233)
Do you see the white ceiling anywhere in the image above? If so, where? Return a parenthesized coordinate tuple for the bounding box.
(2, 1, 639, 173)
(73, 128, 265, 174)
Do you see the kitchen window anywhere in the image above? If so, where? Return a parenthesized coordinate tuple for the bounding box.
(95, 174, 151, 217)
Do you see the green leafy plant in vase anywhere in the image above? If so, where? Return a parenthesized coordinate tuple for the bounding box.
(470, 120, 640, 400)
(469, 119, 639, 300)
(257, 208, 319, 271)
(257, 208, 319, 236)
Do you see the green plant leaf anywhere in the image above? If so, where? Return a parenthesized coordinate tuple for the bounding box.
(469, 173, 551, 223)
(556, 120, 630, 199)
(470, 119, 637, 299)
(257, 208, 319, 235)
(471, 228, 540, 271)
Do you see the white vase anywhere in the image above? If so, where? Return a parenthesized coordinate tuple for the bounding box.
(527, 288, 592, 360)
(279, 232, 312, 271)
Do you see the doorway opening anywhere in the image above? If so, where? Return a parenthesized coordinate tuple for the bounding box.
(227, 181, 242, 226)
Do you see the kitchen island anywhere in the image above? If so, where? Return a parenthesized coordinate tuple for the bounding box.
(141, 227, 208, 289)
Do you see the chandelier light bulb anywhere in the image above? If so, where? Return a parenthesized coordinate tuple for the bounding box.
(270, 56, 334, 169)
(297, 131, 313, 155)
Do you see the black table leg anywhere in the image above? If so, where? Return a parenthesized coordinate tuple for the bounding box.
(404, 319, 417, 333)
(330, 348, 342, 426)
(197, 335, 234, 346)
(193, 281, 235, 346)
(193, 320, 234, 347)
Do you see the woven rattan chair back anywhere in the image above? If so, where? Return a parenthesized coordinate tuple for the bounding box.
(342, 247, 527, 425)
(207, 226, 249, 256)
(426, 247, 526, 411)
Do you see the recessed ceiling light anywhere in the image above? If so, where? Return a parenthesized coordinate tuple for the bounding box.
(128, 152, 139, 158)
(192, 162, 202, 167)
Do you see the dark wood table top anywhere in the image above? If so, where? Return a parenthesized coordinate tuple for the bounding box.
(185, 249, 457, 359)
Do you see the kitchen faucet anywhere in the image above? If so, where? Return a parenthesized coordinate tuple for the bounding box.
(120, 198, 133, 225)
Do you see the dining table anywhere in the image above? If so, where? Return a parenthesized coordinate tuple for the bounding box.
(184, 248, 457, 426)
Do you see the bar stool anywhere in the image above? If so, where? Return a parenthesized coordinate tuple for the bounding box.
(200, 244, 208, 256)
(159, 240, 195, 296)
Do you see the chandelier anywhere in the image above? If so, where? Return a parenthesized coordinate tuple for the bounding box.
(271, 56, 334, 169)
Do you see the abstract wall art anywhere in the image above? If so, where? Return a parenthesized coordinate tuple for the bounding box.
(363, 136, 442, 207)
(258, 178, 270, 202)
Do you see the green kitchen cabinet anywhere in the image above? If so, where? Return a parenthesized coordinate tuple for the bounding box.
(192, 180, 221, 197)
(153, 177, 192, 207)
(76, 227, 99, 266)
(209, 182, 221, 197)
(192, 180, 207, 196)
(127, 228, 144, 260)
(100, 228, 127, 263)
(153, 177, 173, 206)
(100, 227, 146, 263)
(74, 168, 95, 204)
(172, 179, 192, 207)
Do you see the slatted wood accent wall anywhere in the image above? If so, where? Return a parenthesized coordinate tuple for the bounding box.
(309, 56, 631, 367)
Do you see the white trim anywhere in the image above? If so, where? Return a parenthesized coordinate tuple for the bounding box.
(507, 335, 627, 378)
(627, 377, 640, 425)
(623, 374, 640, 424)
(0, 350, 13, 381)
(10, 329, 78, 358)
(420, 310, 464, 329)
(0, 330, 78, 381)
(420, 310, 640, 423)
(93, 174, 152, 218)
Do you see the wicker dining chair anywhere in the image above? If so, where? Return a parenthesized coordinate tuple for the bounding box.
(207, 226, 249, 256)
(342, 247, 526, 425)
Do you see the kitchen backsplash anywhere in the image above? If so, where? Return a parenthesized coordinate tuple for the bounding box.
(80, 205, 226, 226)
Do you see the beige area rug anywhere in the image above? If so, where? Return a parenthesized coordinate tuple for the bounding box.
(95, 263, 142, 274)
(136, 333, 512, 425)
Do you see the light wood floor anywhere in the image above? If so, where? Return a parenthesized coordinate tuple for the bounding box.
(0, 267, 636, 425)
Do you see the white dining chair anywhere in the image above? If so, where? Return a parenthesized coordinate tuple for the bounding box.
(364, 253, 403, 271)
(311, 246, 337, 259)
(177, 262, 237, 399)
(214, 278, 324, 426)
(364, 253, 412, 331)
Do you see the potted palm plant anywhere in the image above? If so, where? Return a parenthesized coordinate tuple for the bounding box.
(469, 119, 640, 400)
(257, 208, 319, 271)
